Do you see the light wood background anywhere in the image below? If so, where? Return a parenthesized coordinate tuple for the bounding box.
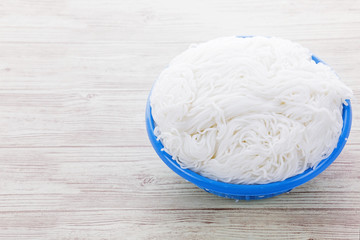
(0, 0, 359, 239)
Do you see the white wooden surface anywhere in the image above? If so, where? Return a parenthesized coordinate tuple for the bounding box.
(0, 0, 359, 239)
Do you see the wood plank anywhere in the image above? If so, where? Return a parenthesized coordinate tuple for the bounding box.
(0, 39, 359, 92)
(0, 89, 358, 147)
(0, 146, 357, 239)
(0, 147, 357, 211)
(0, 0, 359, 44)
(0, 90, 148, 147)
(0, 209, 358, 239)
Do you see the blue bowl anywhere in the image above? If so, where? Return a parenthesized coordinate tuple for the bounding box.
(145, 48, 352, 200)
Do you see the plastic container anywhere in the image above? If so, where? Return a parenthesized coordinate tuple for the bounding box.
(145, 40, 352, 200)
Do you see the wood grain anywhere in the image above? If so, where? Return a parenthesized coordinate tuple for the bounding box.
(0, 0, 359, 239)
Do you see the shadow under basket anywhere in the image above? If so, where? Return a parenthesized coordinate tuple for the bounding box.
(145, 54, 352, 200)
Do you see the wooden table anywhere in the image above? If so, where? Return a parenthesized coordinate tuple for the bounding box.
(0, 0, 359, 239)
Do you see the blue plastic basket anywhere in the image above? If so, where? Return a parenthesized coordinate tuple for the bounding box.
(145, 39, 352, 200)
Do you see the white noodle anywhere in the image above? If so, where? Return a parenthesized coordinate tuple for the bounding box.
(150, 36, 352, 184)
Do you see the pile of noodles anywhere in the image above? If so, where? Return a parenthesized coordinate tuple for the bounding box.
(150, 36, 352, 184)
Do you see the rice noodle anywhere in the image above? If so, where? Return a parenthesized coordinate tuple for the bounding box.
(150, 36, 352, 184)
